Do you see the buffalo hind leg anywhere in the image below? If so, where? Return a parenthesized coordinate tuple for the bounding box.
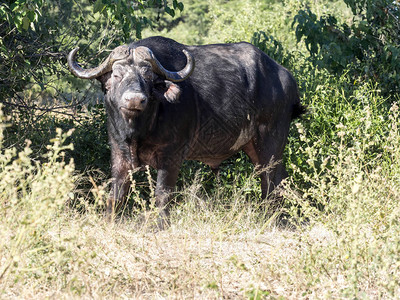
(243, 122, 290, 199)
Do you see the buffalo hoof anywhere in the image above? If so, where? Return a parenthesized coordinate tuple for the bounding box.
(156, 209, 170, 231)
(134, 209, 170, 231)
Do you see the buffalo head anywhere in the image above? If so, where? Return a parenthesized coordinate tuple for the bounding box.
(67, 45, 195, 121)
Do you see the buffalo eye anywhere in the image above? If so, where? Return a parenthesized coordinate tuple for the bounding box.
(139, 65, 153, 80)
(113, 73, 122, 82)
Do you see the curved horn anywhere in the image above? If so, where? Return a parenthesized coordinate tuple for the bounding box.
(133, 47, 195, 82)
(67, 45, 130, 79)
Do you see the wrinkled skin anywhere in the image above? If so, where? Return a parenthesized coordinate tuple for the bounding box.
(68, 36, 304, 227)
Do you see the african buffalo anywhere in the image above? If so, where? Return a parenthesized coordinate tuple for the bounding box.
(68, 36, 304, 225)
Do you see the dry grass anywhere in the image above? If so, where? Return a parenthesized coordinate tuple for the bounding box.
(4, 202, 385, 299)
(0, 205, 319, 299)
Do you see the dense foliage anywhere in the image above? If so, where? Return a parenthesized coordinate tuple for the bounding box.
(293, 0, 400, 94)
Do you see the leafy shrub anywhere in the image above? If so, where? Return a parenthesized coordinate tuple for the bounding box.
(293, 0, 400, 94)
(286, 63, 394, 185)
(251, 31, 294, 68)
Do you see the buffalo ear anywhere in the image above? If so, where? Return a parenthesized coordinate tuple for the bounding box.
(163, 80, 181, 103)
(96, 72, 112, 93)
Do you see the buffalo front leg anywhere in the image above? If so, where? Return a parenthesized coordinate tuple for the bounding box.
(154, 165, 180, 229)
(107, 145, 132, 220)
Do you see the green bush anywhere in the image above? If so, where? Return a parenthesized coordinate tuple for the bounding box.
(293, 0, 400, 94)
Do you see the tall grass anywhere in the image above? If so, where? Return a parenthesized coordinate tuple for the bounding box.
(0, 106, 80, 291)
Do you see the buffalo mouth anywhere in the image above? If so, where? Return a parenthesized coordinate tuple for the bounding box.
(120, 106, 143, 117)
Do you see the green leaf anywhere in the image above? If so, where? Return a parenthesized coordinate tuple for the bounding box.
(0, 5, 9, 18)
(22, 16, 30, 30)
(93, 0, 105, 13)
(11, 3, 19, 12)
(27, 11, 35, 22)
(165, 6, 175, 17)
(177, 2, 184, 12)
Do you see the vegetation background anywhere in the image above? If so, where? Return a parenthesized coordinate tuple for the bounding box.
(1, 0, 400, 298)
